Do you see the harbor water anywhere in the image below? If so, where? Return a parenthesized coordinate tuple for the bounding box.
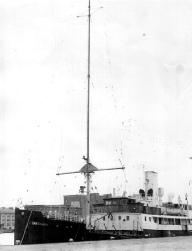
(1, 234, 192, 250)
(0, 233, 14, 245)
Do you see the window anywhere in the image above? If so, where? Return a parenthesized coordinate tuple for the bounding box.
(1, 214, 6, 220)
(120, 199, 127, 205)
(149, 217, 151, 222)
(126, 216, 129, 221)
(145, 216, 147, 221)
(103, 217, 105, 221)
(118, 216, 121, 220)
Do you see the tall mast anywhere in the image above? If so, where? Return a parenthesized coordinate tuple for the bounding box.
(86, 0, 91, 229)
(56, 0, 125, 231)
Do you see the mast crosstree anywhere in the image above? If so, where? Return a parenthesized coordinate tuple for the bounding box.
(56, 0, 125, 229)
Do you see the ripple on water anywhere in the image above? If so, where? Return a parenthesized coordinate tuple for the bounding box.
(0, 235, 192, 250)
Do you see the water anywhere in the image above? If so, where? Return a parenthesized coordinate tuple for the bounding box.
(0, 233, 14, 245)
(0, 235, 192, 250)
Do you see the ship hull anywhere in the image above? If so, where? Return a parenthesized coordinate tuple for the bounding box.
(143, 229, 192, 238)
(14, 208, 116, 245)
(87, 229, 192, 239)
(14, 208, 88, 244)
(14, 208, 192, 245)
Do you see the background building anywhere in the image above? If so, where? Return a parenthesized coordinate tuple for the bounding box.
(0, 207, 15, 230)
(25, 192, 112, 221)
(63, 192, 112, 219)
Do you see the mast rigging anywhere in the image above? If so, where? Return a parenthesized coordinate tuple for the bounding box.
(86, 0, 91, 229)
(57, 0, 125, 230)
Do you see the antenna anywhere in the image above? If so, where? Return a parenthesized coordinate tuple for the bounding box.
(57, 0, 124, 230)
(85, 0, 91, 229)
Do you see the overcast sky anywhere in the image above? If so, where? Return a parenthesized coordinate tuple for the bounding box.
(1, 0, 192, 207)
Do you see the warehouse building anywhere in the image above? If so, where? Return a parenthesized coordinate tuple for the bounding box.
(0, 207, 15, 230)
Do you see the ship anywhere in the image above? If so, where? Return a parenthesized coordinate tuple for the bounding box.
(90, 171, 192, 238)
(14, 0, 124, 245)
(14, 170, 192, 244)
(14, 0, 192, 246)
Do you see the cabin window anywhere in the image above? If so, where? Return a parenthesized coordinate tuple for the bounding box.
(145, 216, 147, 221)
(118, 216, 121, 220)
(112, 200, 118, 205)
(126, 216, 129, 221)
(149, 217, 151, 222)
(168, 218, 175, 225)
(159, 218, 162, 224)
(120, 199, 127, 205)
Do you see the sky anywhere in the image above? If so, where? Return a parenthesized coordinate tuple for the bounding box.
(1, 0, 192, 207)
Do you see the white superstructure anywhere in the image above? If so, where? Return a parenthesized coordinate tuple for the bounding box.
(90, 171, 192, 238)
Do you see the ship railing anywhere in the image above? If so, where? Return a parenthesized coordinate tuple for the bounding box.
(63, 215, 81, 222)
(47, 213, 81, 222)
(49, 213, 56, 219)
(43, 212, 82, 222)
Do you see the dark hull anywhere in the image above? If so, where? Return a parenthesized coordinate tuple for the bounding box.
(14, 208, 116, 245)
(94, 229, 192, 239)
(14, 208, 192, 245)
(143, 229, 192, 238)
(14, 208, 87, 244)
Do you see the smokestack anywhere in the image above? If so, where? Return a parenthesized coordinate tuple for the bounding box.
(158, 187, 164, 206)
(168, 193, 174, 203)
(113, 188, 116, 197)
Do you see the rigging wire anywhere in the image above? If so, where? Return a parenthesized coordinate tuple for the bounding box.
(100, 8, 125, 167)
(77, 7, 103, 18)
(82, 1, 128, 196)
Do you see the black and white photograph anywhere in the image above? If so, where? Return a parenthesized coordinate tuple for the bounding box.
(0, 0, 192, 250)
